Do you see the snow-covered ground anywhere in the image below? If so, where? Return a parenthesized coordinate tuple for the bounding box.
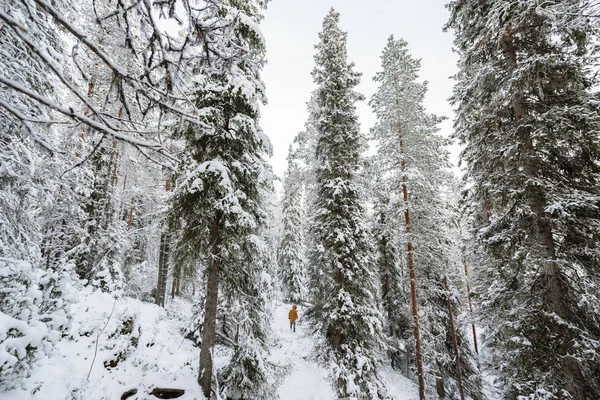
(3, 288, 204, 400)
(269, 302, 418, 400)
(270, 303, 334, 400)
(3, 291, 417, 399)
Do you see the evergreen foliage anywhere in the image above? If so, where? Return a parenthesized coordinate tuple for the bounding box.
(369, 36, 482, 399)
(447, 1, 600, 398)
(0, 259, 72, 391)
(279, 146, 308, 303)
(170, 0, 277, 397)
(371, 193, 412, 372)
(3, 0, 599, 397)
(307, 9, 388, 399)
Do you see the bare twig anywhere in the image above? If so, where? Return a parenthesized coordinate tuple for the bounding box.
(86, 297, 117, 382)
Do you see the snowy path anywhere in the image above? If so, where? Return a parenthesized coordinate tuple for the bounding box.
(270, 302, 335, 400)
(270, 302, 418, 400)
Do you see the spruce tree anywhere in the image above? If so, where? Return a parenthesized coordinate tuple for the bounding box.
(307, 9, 387, 399)
(369, 36, 481, 399)
(279, 146, 307, 303)
(170, 0, 276, 397)
(371, 191, 412, 373)
(447, 1, 600, 398)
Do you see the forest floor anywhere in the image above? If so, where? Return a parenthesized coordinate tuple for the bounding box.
(270, 302, 334, 399)
(3, 289, 417, 400)
(3, 288, 204, 400)
(270, 302, 418, 400)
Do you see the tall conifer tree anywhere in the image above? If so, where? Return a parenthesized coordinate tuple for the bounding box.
(279, 146, 307, 303)
(170, 0, 276, 397)
(447, 1, 600, 398)
(370, 190, 412, 373)
(307, 9, 387, 399)
(370, 36, 481, 399)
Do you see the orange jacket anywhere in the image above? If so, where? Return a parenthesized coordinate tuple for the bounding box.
(289, 306, 298, 324)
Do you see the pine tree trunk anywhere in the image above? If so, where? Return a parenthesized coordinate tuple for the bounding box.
(331, 264, 348, 398)
(383, 272, 392, 336)
(171, 265, 180, 299)
(460, 246, 478, 354)
(127, 197, 134, 230)
(500, 30, 586, 399)
(400, 136, 425, 400)
(444, 276, 465, 400)
(111, 149, 119, 188)
(156, 173, 174, 305)
(155, 233, 170, 307)
(155, 235, 165, 306)
(84, 78, 96, 117)
(198, 214, 222, 398)
(119, 174, 128, 217)
(103, 140, 119, 223)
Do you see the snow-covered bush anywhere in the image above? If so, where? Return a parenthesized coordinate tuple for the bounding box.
(0, 258, 72, 391)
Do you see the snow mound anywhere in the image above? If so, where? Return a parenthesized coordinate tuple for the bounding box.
(2, 288, 204, 400)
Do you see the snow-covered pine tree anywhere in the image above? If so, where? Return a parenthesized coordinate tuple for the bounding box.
(306, 9, 387, 399)
(292, 92, 319, 187)
(218, 226, 280, 400)
(170, 0, 276, 397)
(369, 36, 481, 399)
(0, 0, 74, 387)
(447, 1, 600, 398)
(262, 185, 282, 308)
(278, 146, 307, 304)
(370, 190, 412, 373)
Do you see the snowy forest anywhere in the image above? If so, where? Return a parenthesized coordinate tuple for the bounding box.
(1, 0, 600, 399)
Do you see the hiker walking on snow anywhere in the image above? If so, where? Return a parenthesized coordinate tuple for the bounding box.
(288, 305, 298, 332)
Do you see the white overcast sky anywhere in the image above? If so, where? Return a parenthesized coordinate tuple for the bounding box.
(259, 0, 459, 180)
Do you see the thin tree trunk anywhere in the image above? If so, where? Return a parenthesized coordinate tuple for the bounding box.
(127, 197, 134, 230)
(103, 139, 119, 222)
(459, 237, 478, 354)
(156, 175, 173, 307)
(500, 30, 585, 399)
(383, 272, 392, 336)
(119, 174, 127, 218)
(111, 149, 119, 188)
(110, 109, 122, 189)
(445, 276, 465, 400)
(76, 78, 96, 156)
(400, 135, 425, 400)
(84, 78, 96, 117)
(155, 235, 165, 306)
(198, 214, 222, 398)
(379, 212, 393, 337)
(171, 268, 180, 299)
(155, 233, 170, 307)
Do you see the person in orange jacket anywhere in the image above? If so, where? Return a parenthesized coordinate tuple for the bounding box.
(288, 305, 298, 332)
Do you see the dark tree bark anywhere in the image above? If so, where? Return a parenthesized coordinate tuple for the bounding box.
(400, 135, 425, 400)
(198, 214, 222, 398)
(127, 197, 134, 230)
(445, 275, 465, 400)
(460, 248, 478, 354)
(500, 30, 586, 399)
(171, 265, 180, 299)
(155, 232, 170, 307)
(155, 175, 173, 307)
